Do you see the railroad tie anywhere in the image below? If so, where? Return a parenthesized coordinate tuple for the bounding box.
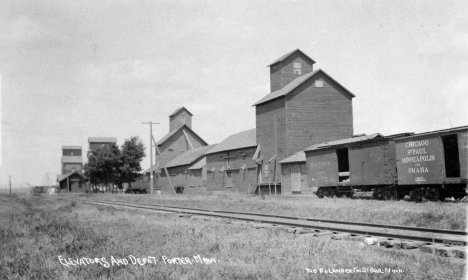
(313, 231, 334, 237)
(397, 241, 429, 250)
(379, 239, 400, 248)
(434, 246, 467, 258)
(343, 235, 369, 242)
(331, 233, 351, 240)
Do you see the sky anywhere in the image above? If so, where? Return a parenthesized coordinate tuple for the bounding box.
(1, 0, 467, 187)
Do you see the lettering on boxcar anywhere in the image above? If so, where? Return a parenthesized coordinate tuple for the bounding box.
(309, 162, 331, 169)
(370, 147, 382, 161)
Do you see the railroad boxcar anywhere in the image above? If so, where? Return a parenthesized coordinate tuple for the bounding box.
(305, 133, 404, 199)
(394, 126, 468, 201)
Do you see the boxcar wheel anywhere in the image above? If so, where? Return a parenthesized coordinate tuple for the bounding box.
(424, 189, 439, 202)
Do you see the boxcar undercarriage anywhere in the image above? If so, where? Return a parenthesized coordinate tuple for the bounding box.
(315, 183, 467, 202)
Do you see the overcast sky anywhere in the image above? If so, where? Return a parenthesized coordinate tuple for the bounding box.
(1, 0, 467, 186)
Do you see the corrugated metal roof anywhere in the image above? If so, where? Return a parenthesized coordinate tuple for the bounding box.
(204, 129, 256, 155)
(57, 171, 83, 182)
(188, 157, 206, 170)
(279, 151, 306, 164)
(304, 133, 384, 152)
(166, 144, 216, 168)
(253, 69, 355, 107)
(88, 137, 117, 143)
(169, 107, 193, 117)
(267, 49, 316, 67)
(156, 125, 208, 146)
(62, 145, 82, 150)
(61, 156, 83, 163)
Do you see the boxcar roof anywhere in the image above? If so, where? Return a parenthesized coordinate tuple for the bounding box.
(204, 128, 256, 155)
(253, 69, 355, 106)
(393, 125, 468, 141)
(156, 124, 208, 146)
(61, 156, 83, 163)
(304, 133, 384, 152)
(267, 48, 316, 67)
(279, 151, 306, 164)
(168, 107, 193, 117)
(88, 137, 117, 143)
(166, 144, 216, 168)
(62, 145, 82, 150)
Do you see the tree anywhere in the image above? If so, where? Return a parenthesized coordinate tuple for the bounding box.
(84, 144, 121, 191)
(118, 136, 146, 189)
(84, 137, 146, 191)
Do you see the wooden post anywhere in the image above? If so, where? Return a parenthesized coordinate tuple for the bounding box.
(143, 121, 159, 195)
(152, 135, 176, 194)
(67, 175, 70, 193)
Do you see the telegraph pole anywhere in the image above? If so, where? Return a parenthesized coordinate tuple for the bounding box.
(142, 121, 159, 195)
(9, 175, 11, 195)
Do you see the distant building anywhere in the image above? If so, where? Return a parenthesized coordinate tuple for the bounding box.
(61, 145, 83, 175)
(154, 107, 208, 173)
(57, 171, 85, 193)
(87, 137, 117, 157)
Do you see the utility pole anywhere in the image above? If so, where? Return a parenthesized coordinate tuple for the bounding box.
(9, 175, 11, 195)
(142, 121, 159, 195)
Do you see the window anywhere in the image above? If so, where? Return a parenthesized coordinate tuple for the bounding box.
(315, 80, 324, 87)
(293, 62, 301, 75)
(181, 116, 186, 125)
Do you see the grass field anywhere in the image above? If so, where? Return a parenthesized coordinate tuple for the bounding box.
(1, 194, 466, 280)
(87, 193, 468, 231)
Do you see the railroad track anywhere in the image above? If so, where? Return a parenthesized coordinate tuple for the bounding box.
(57, 197, 467, 258)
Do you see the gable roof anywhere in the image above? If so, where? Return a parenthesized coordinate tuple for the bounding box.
(61, 156, 83, 163)
(156, 124, 208, 146)
(57, 171, 83, 182)
(166, 144, 216, 168)
(279, 151, 306, 164)
(169, 107, 193, 117)
(88, 137, 117, 143)
(304, 133, 384, 152)
(268, 49, 316, 67)
(188, 157, 206, 170)
(253, 69, 356, 106)
(205, 129, 256, 155)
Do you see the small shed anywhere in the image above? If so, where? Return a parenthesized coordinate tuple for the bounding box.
(279, 151, 309, 194)
(57, 171, 85, 193)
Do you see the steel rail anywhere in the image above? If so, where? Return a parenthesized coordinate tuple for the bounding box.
(60, 197, 467, 246)
(72, 198, 467, 236)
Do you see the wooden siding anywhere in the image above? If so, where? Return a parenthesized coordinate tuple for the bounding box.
(62, 163, 83, 175)
(170, 109, 192, 132)
(156, 129, 206, 168)
(270, 51, 314, 92)
(286, 71, 353, 156)
(206, 147, 258, 193)
(255, 97, 287, 183)
(59, 174, 84, 193)
(62, 149, 82, 156)
(157, 157, 208, 194)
